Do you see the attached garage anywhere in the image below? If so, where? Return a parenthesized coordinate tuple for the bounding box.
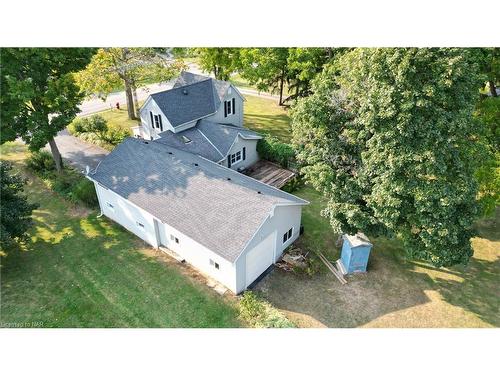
(245, 231, 276, 288)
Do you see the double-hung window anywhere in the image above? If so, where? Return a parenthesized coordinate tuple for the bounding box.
(224, 98, 236, 117)
(150, 111, 163, 131)
(230, 150, 242, 165)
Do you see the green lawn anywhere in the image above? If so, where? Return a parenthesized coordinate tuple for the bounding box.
(0, 143, 241, 328)
(85, 106, 140, 131)
(243, 95, 292, 142)
(256, 186, 500, 328)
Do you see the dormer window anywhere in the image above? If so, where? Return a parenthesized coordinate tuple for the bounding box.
(224, 98, 236, 117)
(150, 111, 163, 132)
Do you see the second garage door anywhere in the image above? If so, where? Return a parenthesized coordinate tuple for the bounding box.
(245, 231, 276, 288)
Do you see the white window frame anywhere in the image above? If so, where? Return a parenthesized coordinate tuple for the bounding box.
(224, 99, 236, 117)
(230, 150, 242, 165)
(154, 114, 161, 129)
(283, 227, 293, 244)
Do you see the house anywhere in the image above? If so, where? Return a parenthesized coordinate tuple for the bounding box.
(136, 71, 261, 170)
(87, 138, 308, 294)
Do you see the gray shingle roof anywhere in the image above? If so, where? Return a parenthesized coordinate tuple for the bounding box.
(91, 138, 308, 262)
(155, 120, 262, 162)
(154, 126, 224, 162)
(173, 71, 230, 104)
(150, 79, 217, 127)
(198, 120, 261, 156)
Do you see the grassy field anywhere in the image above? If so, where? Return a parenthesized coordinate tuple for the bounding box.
(0, 143, 242, 328)
(256, 186, 500, 328)
(243, 95, 292, 142)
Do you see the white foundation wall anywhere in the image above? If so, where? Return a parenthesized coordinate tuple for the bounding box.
(94, 182, 159, 247)
(93, 181, 238, 293)
(156, 221, 237, 293)
(234, 205, 303, 293)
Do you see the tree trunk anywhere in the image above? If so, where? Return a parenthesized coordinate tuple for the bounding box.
(278, 73, 284, 106)
(123, 78, 136, 120)
(131, 82, 140, 118)
(48, 137, 63, 172)
(489, 80, 498, 97)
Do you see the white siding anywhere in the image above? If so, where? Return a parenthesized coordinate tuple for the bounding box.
(225, 136, 259, 170)
(205, 85, 244, 127)
(139, 98, 174, 139)
(155, 220, 237, 292)
(94, 182, 159, 247)
(93, 180, 238, 293)
(234, 205, 303, 293)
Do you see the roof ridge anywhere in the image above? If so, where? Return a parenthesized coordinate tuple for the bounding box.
(151, 77, 213, 97)
(196, 128, 225, 158)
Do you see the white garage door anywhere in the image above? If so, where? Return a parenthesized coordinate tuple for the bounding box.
(245, 232, 275, 288)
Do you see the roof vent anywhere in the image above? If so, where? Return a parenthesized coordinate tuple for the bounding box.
(257, 191, 262, 194)
(194, 163, 199, 167)
(168, 151, 173, 155)
(182, 89, 188, 95)
(143, 141, 149, 144)
(226, 177, 231, 181)
(182, 135, 192, 144)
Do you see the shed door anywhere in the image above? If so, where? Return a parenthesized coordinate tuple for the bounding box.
(245, 232, 275, 288)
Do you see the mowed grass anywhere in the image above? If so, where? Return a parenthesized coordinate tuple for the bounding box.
(0, 143, 241, 328)
(256, 186, 500, 328)
(243, 95, 292, 142)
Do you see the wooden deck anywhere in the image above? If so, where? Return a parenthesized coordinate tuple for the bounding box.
(245, 160, 296, 189)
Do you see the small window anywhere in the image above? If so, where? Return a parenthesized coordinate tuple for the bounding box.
(283, 227, 293, 243)
(153, 114, 163, 131)
(175, 237, 179, 244)
(170, 234, 179, 244)
(230, 150, 242, 165)
(210, 259, 220, 270)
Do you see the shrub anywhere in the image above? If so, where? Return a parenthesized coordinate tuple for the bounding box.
(26, 150, 55, 173)
(281, 175, 304, 193)
(70, 178, 98, 207)
(51, 172, 78, 195)
(104, 126, 130, 146)
(68, 115, 108, 140)
(238, 291, 295, 328)
(68, 118, 86, 135)
(257, 135, 295, 168)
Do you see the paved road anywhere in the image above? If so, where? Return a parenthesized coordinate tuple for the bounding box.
(49, 129, 109, 172)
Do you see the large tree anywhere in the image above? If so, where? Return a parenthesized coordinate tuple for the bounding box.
(0, 162, 38, 254)
(240, 48, 290, 105)
(1, 48, 94, 171)
(75, 48, 182, 120)
(291, 48, 484, 267)
(195, 48, 241, 81)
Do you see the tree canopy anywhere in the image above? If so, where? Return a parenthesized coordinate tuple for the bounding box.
(75, 48, 182, 119)
(291, 48, 485, 267)
(195, 48, 241, 81)
(0, 162, 38, 254)
(0, 48, 95, 171)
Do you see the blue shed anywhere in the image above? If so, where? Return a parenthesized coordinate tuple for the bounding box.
(340, 233, 372, 274)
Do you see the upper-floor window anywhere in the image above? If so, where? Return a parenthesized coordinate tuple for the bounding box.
(150, 111, 163, 131)
(224, 98, 236, 117)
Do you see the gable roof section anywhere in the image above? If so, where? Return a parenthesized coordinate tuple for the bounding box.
(154, 126, 224, 162)
(90, 138, 307, 262)
(173, 71, 231, 104)
(150, 79, 217, 127)
(155, 120, 262, 162)
(197, 120, 261, 158)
